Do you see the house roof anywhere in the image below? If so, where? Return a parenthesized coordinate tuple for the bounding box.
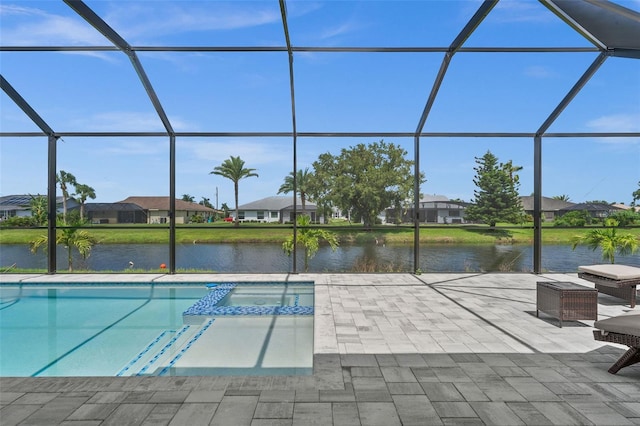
(69, 202, 146, 213)
(0, 194, 66, 207)
(519, 196, 574, 211)
(418, 200, 470, 208)
(117, 196, 215, 212)
(559, 202, 622, 212)
(237, 196, 316, 211)
(612, 203, 634, 210)
(420, 195, 450, 203)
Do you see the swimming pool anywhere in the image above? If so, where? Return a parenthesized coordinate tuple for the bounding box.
(0, 282, 314, 377)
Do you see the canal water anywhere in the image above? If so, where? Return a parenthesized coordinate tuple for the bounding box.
(2, 243, 639, 273)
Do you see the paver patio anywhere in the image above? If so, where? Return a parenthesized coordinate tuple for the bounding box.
(1, 273, 639, 425)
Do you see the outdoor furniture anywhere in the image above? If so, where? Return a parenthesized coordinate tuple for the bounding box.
(578, 264, 640, 308)
(593, 311, 640, 374)
(536, 281, 598, 327)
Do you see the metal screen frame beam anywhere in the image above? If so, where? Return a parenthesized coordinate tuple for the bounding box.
(412, 0, 498, 273)
(63, 1, 173, 134)
(1, 75, 59, 273)
(4, 131, 639, 139)
(1, 1, 638, 276)
(542, 0, 640, 58)
(280, 0, 300, 273)
(532, 51, 609, 273)
(64, 0, 179, 272)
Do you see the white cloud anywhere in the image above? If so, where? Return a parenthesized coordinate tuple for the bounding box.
(187, 140, 289, 167)
(524, 65, 555, 79)
(0, 4, 109, 46)
(585, 113, 640, 146)
(319, 22, 361, 40)
(587, 113, 640, 133)
(102, 3, 282, 42)
(97, 139, 166, 156)
(490, 0, 556, 24)
(69, 111, 194, 132)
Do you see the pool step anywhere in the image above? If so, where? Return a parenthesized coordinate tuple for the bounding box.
(117, 323, 209, 376)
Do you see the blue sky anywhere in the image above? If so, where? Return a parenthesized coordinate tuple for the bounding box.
(1, 0, 639, 208)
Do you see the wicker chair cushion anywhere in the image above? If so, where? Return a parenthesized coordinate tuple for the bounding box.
(594, 311, 640, 337)
(578, 264, 640, 280)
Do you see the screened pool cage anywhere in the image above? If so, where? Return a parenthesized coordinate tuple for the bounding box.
(1, 0, 639, 274)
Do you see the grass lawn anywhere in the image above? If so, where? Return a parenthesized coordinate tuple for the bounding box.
(1, 222, 638, 245)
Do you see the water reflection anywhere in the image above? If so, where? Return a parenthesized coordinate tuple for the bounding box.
(2, 243, 639, 273)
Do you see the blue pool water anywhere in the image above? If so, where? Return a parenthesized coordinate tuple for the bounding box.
(0, 282, 314, 377)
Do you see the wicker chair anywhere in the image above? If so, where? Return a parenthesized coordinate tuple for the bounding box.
(578, 264, 640, 308)
(593, 311, 640, 374)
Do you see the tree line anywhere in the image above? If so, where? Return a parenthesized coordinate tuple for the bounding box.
(211, 140, 424, 228)
(8, 144, 639, 271)
(210, 143, 523, 229)
(211, 143, 640, 229)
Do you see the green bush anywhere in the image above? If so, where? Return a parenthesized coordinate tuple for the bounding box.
(608, 210, 640, 227)
(0, 216, 38, 227)
(190, 214, 205, 223)
(554, 210, 590, 227)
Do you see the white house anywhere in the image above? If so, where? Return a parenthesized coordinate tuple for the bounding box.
(236, 196, 318, 223)
(0, 194, 78, 220)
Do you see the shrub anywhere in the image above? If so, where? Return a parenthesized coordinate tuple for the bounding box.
(554, 210, 590, 227)
(190, 214, 205, 223)
(608, 210, 640, 227)
(0, 216, 38, 227)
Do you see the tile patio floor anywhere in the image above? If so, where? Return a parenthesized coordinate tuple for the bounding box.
(1, 273, 639, 425)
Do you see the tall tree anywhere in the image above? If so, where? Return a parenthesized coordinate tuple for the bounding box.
(310, 140, 419, 228)
(552, 194, 571, 202)
(278, 168, 312, 212)
(210, 156, 258, 227)
(73, 183, 96, 222)
(181, 194, 195, 202)
(56, 170, 77, 224)
(465, 151, 523, 227)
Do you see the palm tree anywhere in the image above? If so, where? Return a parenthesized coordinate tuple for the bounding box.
(553, 194, 571, 202)
(220, 202, 231, 221)
(572, 222, 639, 264)
(501, 160, 523, 184)
(199, 197, 213, 208)
(181, 194, 195, 202)
(278, 168, 312, 212)
(282, 215, 338, 272)
(73, 183, 96, 222)
(56, 170, 77, 224)
(210, 156, 258, 227)
(29, 194, 48, 226)
(31, 220, 98, 271)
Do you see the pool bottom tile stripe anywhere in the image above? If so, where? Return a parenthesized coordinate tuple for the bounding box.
(117, 330, 173, 376)
(158, 319, 215, 377)
(136, 325, 191, 376)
